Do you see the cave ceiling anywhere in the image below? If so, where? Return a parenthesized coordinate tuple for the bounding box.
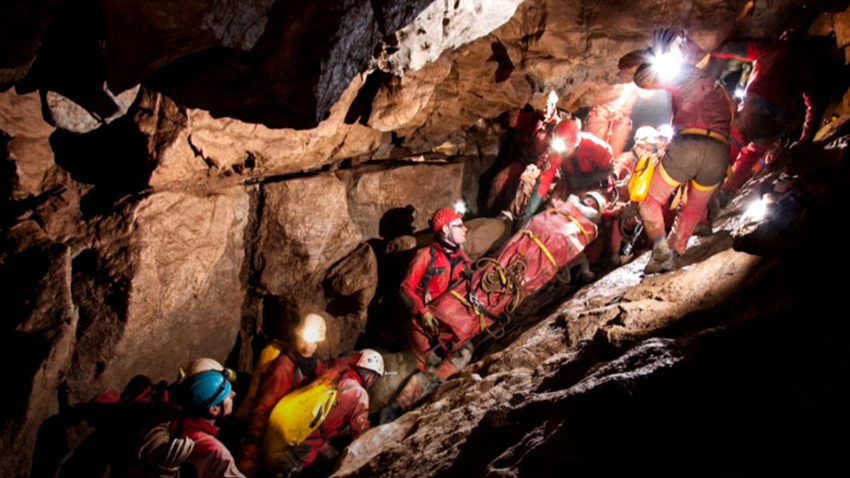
(4, 0, 849, 193)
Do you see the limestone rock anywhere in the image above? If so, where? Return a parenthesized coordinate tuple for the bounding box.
(257, 174, 363, 304)
(45, 83, 141, 134)
(324, 243, 379, 318)
(150, 76, 382, 189)
(368, 61, 453, 133)
(323, 313, 369, 359)
(376, 0, 526, 74)
(385, 235, 419, 254)
(346, 162, 465, 239)
(101, 0, 278, 91)
(0, 221, 76, 478)
(68, 187, 250, 398)
(0, 89, 58, 199)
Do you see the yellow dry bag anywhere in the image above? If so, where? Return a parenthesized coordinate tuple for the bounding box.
(266, 374, 340, 447)
(627, 154, 658, 203)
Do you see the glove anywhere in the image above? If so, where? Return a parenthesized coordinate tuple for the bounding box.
(420, 312, 438, 332)
(651, 28, 678, 55)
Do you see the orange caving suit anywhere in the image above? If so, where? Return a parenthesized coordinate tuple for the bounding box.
(633, 57, 735, 254)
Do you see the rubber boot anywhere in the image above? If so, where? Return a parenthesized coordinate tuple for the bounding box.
(644, 237, 676, 274)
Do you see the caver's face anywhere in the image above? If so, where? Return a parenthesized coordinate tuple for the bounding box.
(444, 219, 467, 245)
(295, 336, 319, 358)
(634, 143, 655, 158)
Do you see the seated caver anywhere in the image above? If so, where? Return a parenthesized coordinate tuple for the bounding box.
(239, 313, 347, 478)
(262, 350, 385, 478)
(174, 370, 245, 478)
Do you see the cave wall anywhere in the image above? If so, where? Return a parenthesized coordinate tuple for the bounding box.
(0, 85, 470, 477)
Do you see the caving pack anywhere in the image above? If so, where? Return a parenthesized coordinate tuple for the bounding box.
(265, 372, 344, 447)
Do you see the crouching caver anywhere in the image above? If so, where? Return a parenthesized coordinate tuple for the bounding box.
(240, 314, 346, 477)
(262, 350, 385, 478)
(386, 208, 473, 420)
(176, 370, 245, 478)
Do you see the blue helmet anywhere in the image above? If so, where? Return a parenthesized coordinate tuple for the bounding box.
(183, 370, 232, 411)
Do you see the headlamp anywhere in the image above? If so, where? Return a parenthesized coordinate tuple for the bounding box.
(651, 49, 684, 81)
(734, 87, 746, 100)
(300, 326, 323, 343)
(743, 196, 770, 221)
(551, 137, 567, 153)
(453, 201, 467, 215)
(657, 124, 674, 142)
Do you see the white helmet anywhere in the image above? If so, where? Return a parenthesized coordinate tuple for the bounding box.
(296, 313, 327, 343)
(633, 125, 658, 145)
(353, 349, 385, 376)
(580, 191, 608, 215)
(177, 358, 235, 384)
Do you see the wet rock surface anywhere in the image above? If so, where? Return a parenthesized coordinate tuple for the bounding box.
(336, 214, 850, 478)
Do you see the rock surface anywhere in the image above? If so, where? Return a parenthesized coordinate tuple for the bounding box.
(257, 174, 363, 303)
(45, 83, 140, 134)
(0, 221, 77, 478)
(345, 162, 466, 238)
(0, 90, 58, 199)
(335, 212, 850, 478)
(70, 187, 251, 396)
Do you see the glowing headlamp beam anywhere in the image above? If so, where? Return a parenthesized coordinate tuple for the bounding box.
(453, 201, 467, 215)
(651, 50, 683, 80)
(551, 138, 567, 153)
(301, 328, 322, 343)
(743, 197, 769, 221)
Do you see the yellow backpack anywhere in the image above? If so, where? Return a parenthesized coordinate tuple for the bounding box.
(265, 373, 341, 447)
(627, 154, 658, 203)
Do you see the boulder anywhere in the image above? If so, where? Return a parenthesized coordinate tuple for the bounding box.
(346, 162, 465, 239)
(0, 89, 58, 199)
(324, 242, 379, 319)
(67, 187, 251, 398)
(256, 174, 363, 304)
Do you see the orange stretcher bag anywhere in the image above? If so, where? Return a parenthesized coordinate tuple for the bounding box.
(426, 200, 599, 347)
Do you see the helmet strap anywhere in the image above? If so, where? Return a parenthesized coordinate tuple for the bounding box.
(436, 232, 459, 252)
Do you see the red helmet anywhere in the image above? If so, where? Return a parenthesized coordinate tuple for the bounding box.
(430, 208, 462, 232)
(552, 119, 580, 148)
